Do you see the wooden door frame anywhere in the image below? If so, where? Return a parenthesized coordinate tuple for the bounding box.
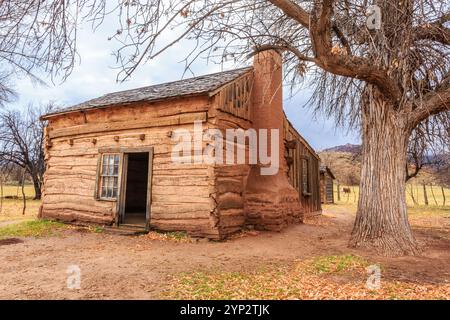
(99, 147, 154, 230)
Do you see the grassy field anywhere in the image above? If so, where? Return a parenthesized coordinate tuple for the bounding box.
(0, 220, 67, 239)
(332, 183, 449, 216)
(0, 185, 39, 222)
(1, 184, 35, 198)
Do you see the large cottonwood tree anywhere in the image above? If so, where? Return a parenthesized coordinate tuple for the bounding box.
(1, 0, 449, 255)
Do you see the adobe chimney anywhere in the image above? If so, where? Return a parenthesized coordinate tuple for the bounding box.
(244, 50, 302, 230)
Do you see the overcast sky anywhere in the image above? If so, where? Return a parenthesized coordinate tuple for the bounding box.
(9, 17, 360, 151)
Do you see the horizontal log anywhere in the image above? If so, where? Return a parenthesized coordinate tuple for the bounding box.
(152, 185, 212, 197)
(217, 193, 244, 210)
(215, 179, 244, 195)
(214, 164, 249, 177)
(219, 216, 246, 228)
(49, 112, 207, 139)
(151, 203, 212, 214)
(150, 212, 210, 220)
(43, 183, 95, 194)
(152, 176, 211, 187)
(151, 218, 213, 229)
(45, 172, 97, 180)
(42, 209, 114, 224)
(47, 97, 209, 124)
(152, 194, 212, 204)
(218, 208, 245, 217)
(153, 168, 209, 176)
(48, 157, 97, 167)
(42, 195, 113, 208)
(42, 202, 113, 214)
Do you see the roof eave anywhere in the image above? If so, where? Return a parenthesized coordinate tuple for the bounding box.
(40, 91, 211, 121)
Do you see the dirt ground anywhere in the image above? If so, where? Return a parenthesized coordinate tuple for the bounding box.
(0, 206, 448, 299)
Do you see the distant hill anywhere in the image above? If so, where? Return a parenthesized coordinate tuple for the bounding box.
(319, 145, 448, 186)
(319, 150, 360, 185)
(322, 143, 361, 154)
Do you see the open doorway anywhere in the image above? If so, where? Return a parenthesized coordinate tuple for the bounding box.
(122, 152, 149, 227)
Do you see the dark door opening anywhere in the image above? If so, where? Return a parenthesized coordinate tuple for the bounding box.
(123, 152, 149, 226)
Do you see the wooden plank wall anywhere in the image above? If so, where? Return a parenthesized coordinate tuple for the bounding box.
(214, 73, 253, 121)
(325, 174, 334, 203)
(42, 96, 221, 238)
(320, 172, 335, 204)
(283, 118, 322, 214)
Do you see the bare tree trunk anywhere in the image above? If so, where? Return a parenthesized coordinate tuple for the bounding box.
(32, 176, 42, 200)
(422, 184, 429, 206)
(350, 94, 419, 256)
(21, 170, 26, 215)
(442, 186, 446, 207)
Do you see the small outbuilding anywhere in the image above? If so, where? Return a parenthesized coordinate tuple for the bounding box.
(40, 50, 322, 239)
(320, 165, 335, 204)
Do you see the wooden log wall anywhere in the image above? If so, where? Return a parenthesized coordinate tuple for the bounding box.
(209, 92, 253, 238)
(42, 70, 321, 238)
(42, 96, 221, 239)
(283, 117, 322, 215)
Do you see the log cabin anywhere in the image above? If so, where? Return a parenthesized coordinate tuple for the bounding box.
(320, 165, 336, 204)
(40, 50, 321, 239)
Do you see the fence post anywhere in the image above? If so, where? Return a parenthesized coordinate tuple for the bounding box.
(429, 184, 438, 206)
(442, 186, 446, 207)
(337, 181, 341, 201)
(408, 184, 418, 205)
(21, 169, 26, 215)
(423, 184, 429, 206)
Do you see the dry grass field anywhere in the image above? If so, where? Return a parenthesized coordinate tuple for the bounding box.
(0, 185, 39, 224)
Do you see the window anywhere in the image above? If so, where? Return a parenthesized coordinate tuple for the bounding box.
(99, 154, 120, 199)
(302, 158, 310, 195)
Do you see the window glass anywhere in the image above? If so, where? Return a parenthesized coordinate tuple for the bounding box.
(99, 154, 120, 200)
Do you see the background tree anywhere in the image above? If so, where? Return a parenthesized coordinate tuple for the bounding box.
(0, 0, 448, 255)
(406, 113, 449, 181)
(0, 104, 52, 200)
(0, 0, 78, 104)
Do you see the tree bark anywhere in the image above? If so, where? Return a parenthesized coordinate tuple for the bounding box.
(32, 177, 42, 200)
(349, 91, 419, 256)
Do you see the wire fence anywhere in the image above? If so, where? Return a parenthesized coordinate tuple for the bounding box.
(333, 183, 449, 207)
